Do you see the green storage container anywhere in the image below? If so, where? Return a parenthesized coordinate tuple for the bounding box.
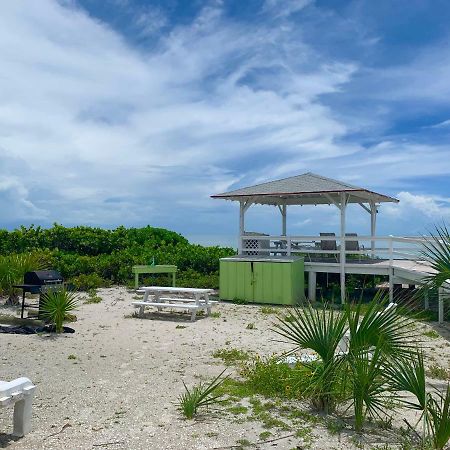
(219, 256, 304, 305)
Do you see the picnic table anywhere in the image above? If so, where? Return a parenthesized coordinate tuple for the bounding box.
(132, 286, 216, 321)
(132, 265, 177, 289)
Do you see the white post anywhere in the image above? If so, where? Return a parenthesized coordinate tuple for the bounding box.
(238, 201, 245, 254)
(308, 271, 316, 301)
(370, 202, 377, 257)
(388, 237, 394, 303)
(281, 205, 287, 236)
(438, 287, 444, 324)
(389, 267, 394, 303)
(340, 193, 347, 304)
(287, 236, 291, 256)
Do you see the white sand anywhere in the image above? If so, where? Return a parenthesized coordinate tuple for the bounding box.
(1, 287, 449, 450)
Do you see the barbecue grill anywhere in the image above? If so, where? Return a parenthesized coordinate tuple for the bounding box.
(13, 270, 64, 318)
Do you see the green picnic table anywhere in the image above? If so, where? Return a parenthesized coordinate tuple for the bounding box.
(132, 265, 177, 289)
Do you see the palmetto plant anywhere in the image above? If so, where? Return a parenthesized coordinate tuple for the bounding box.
(386, 353, 450, 449)
(421, 225, 450, 292)
(40, 288, 79, 333)
(273, 296, 420, 426)
(0, 252, 49, 302)
(346, 346, 388, 431)
(178, 370, 228, 419)
(346, 295, 419, 358)
(428, 384, 450, 450)
(273, 304, 348, 413)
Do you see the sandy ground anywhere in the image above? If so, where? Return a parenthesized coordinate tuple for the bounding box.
(0, 287, 449, 450)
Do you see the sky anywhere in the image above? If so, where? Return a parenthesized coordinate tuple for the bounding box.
(1, 0, 450, 247)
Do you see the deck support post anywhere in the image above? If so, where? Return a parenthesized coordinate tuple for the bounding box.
(388, 267, 394, 303)
(281, 205, 287, 236)
(308, 271, 316, 301)
(438, 287, 444, 324)
(424, 288, 429, 310)
(370, 202, 377, 256)
(340, 193, 347, 304)
(238, 200, 252, 255)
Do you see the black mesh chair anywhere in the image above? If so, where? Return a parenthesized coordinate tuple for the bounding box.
(320, 232, 338, 262)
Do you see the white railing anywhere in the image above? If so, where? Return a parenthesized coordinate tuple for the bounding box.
(239, 234, 436, 265)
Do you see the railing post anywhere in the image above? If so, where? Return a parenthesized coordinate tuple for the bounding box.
(438, 286, 444, 324)
(388, 237, 394, 303)
(287, 236, 291, 256)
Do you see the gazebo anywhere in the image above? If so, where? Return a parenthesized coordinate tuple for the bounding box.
(212, 172, 399, 303)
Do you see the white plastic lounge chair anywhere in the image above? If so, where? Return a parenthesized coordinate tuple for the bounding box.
(337, 302, 398, 355)
(0, 377, 36, 437)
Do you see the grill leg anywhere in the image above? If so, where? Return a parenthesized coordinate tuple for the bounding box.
(21, 291, 26, 319)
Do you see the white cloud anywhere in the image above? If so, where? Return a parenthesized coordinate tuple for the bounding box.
(263, 0, 313, 18)
(0, 0, 357, 230)
(0, 0, 448, 239)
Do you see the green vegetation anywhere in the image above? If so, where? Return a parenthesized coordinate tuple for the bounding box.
(213, 348, 251, 365)
(0, 251, 49, 301)
(83, 289, 102, 304)
(240, 356, 311, 399)
(0, 224, 234, 291)
(261, 306, 278, 314)
(426, 364, 450, 380)
(423, 329, 441, 339)
(178, 370, 228, 419)
(40, 288, 79, 333)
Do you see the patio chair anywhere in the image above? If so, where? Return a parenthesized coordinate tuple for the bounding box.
(0, 377, 36, 436)
(320, 233, 338, 262)
(344, 233, 364, 260)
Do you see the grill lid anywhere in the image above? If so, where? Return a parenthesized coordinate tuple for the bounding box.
(24, 270, 63, 286)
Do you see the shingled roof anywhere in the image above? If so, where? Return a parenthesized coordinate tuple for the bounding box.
(211, 172, 398, 205)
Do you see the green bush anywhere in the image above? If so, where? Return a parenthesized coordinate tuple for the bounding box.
(0, 225, 235, 290)
(70, 273, 111, 291)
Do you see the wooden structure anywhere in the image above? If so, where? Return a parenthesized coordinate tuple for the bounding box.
(212, 172, 448, 323)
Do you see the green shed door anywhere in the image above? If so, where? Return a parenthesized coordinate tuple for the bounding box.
(219, 260, 254, 302)
(253, 262, 292, 304)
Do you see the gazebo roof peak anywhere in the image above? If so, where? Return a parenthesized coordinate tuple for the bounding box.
(211, 172, 399, 205)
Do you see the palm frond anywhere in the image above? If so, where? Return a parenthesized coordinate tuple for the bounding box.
(428, 384, 450, 450)
(346, 294, 419, 358)
(273, 303, 348, 363)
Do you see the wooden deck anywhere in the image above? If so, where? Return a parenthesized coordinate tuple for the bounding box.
(305, 258, 436, 284)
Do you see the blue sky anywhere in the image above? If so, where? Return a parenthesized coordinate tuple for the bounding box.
(1, 0, 450, 246)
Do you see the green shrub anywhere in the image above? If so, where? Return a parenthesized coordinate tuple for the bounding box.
(0, 225, 235, 289)
(71, 273, 111, 291)
(240, 356, 312, 399)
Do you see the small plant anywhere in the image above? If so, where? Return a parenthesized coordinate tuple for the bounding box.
(261, 306, 278, 314)
(246, 323, 255, 330)
(259, 431, 272, 440)
(68, 354, 77, 360)
(83, 289, 102, 304)
(40, 288, 79, 333)
(233, 297, 249, 305)
(427, 364, 450, 381)
(423, 330, 440, 339)
(178, 370, 228, 419)
(211, 311, 221, 318)
(213, 348, 251, 365)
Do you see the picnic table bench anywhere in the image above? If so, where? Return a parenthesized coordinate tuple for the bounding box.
(132, 286, 216, 321)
